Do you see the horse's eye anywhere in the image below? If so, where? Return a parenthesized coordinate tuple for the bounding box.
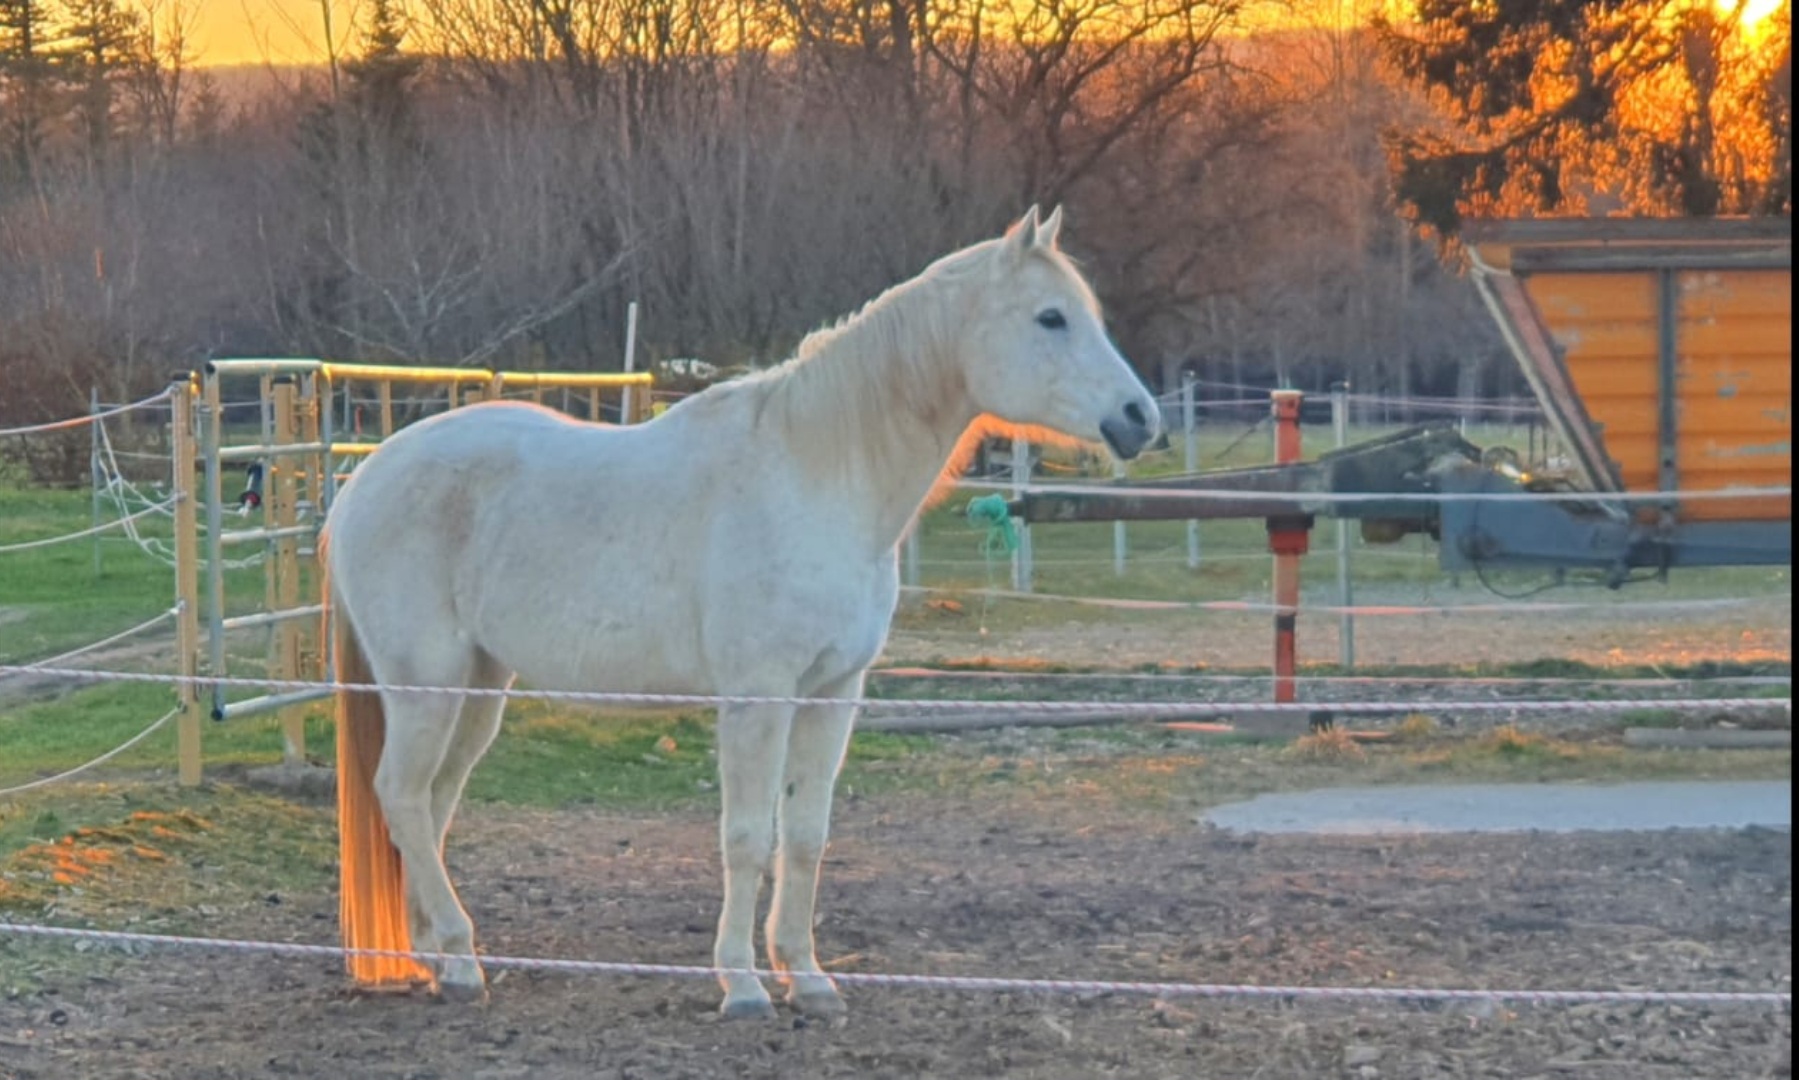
(1036, 309, 1067, 330)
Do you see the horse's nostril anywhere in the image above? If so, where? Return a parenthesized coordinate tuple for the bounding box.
(1123, 401, 1148, 428)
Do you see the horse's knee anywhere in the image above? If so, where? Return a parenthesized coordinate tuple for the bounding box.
(372, 765, 431, 818)
(723, 824, 774, 874)
(781, 831, 827, 871)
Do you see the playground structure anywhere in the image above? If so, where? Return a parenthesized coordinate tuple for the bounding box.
(166, 360, 653, 786)
(1007, 218, 1792, 712)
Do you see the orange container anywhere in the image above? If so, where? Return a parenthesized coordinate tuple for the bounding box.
(1466, 220, 1790, 524)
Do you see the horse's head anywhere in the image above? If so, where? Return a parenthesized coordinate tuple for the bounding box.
(959, 207, 1161, 460)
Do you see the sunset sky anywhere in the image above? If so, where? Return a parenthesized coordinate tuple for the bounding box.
(194, 0, 1788, 67)
(196, 1, 359, 66)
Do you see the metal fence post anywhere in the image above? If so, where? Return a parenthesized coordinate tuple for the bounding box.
(271, 378, 305, 765)
(90, 387, 103, 578)
(1332, 382, 1355, 669)
(1112, 457, 1128, 577)
(1012, 439, 1033, 593)
(1182, 372, 1199, 571)
(199, 380, 229, 723)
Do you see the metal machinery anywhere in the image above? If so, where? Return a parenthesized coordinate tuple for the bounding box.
(1014, 219, 1791, 584)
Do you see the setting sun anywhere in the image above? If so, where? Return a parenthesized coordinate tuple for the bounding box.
(1731, 0, 1787, 24)
(1717, 0, 1789, 36)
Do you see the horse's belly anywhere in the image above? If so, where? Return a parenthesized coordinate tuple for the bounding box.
(481, 614, 706, 697)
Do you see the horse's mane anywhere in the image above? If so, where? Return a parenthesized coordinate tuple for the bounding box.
(740, 239, 1086, 509)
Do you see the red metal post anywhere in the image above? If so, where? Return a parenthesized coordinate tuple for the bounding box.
(1268, 391, 1310, 704)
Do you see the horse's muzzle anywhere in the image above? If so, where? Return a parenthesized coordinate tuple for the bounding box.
(1100, 400, 1157, 460)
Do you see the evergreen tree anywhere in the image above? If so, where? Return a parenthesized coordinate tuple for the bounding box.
(345, 0, 422, 148)
(1377, 0, 1792, 234)
(0, 0, 58, 178)
(58, 0, 141, 166)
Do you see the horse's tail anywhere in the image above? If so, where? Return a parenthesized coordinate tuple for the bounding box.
(327, 540, 431, 986)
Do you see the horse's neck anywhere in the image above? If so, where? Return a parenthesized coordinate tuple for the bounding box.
(769, 285, 975, 553)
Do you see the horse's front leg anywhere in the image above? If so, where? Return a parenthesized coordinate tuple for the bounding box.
(714, 701, 794, 1019)
(766, 673, 860, 1019)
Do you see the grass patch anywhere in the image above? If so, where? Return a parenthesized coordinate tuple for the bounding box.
(1618, 707, 1686, 729)
(0, 783, 334, 922)
(0, 685, 348, 787)
(0, 486, 274, 665)
(470, 707, 717, 808)
(469, 705, 945, 808)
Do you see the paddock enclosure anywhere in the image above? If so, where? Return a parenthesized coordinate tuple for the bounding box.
(0, 218, 1791, 1078)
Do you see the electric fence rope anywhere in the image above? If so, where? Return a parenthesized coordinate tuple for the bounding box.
(0, 923, 1785, 1008)
(955, 479, 1794, 506)
(0, 665, 1784, 719)
(0, 608, 178, 669)
(93, 415, 264, 571)
(0, 389, 176, 438)
(901, 584, 1785, 618)
(0, 499, 175, 554)
(0, 709, 179, 798)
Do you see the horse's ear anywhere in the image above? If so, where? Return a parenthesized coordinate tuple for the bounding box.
(1003, 206, 1041, 259)
(1037, 205, 1064, 248)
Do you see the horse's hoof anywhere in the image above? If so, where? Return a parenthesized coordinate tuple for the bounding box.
(719, 995, 778, 1021)
(789, 987, 848, 1021)
(437, 976, 489, 1005)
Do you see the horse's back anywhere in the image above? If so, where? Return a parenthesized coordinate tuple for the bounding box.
(325, 405, 628, 653)
(325, 399, 740, 689)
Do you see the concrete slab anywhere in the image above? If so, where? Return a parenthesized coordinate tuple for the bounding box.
(1201, 781, 1792, 835)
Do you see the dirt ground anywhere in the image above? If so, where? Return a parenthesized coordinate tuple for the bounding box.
(2, 790, 1790, 1080)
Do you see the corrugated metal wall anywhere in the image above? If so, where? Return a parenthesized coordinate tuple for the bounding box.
(1524, 267, 1790, 522)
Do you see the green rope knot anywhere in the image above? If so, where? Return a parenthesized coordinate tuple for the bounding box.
(965, 494, 1018, 557)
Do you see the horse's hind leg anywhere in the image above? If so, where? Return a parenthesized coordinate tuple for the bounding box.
(714, 701, 794, 1019)
(373, 671, 490, 1002)
(404, 651, 510, 968)
(429, 650, 512, 851)
(767, 673, 859, 1019)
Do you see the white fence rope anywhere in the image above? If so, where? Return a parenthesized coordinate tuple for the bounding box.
(94, 419, 263, 571)
(900, 585, 1783, 618)
(0, 498, 176, 554)
(958, 479, 1794, 506)
(914, 547, 1430, 567)
(0, 923, 1785, 1008)
(1, 607, 177, 669)
(0, 709, 178, 798)
(0, 388, 176, 438)
(0, 665, 1785, 717)
(869, 666, 1792, 689)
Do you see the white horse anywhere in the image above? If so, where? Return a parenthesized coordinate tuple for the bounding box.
(323, 207, 1160, 1017)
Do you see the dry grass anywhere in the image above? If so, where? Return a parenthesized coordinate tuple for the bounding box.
(1283, 727, 1367, 762)
(1392, 712, 1441, 742)
(1478, 723, 1583, 761)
